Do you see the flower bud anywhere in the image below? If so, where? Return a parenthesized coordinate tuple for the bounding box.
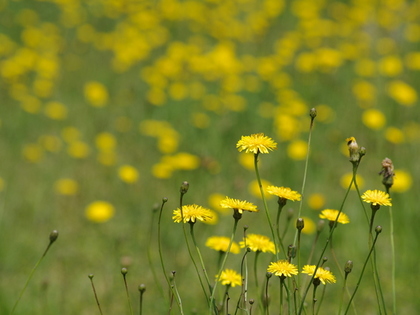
(344, 260, 353, 275)
(310, 108, 317, 119)
(296, 218, 305, 231)
(49, 230, 59, 243)
(121, 267, 128, 275)
(180, 181, 189, 194)
(346, 137, 360, 163)
(139, 284, 146, 293)
(375, 226, 382, 234)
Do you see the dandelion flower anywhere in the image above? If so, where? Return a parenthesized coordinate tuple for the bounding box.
(302, 265, 336, 285)
(217, 269, 242, 287)
(266, 186, 301, 202)
(319, 209, 350, 224)
(206, 236, 240, 254)
(240, 234, 276, 254)
(236, 133, 277, 154)
(361, 190, 392, 206)
(220, 197, 258, 214)
(267, 260, 298, 278)
(85, 201, 115, 223)
(172, 204, 214, 223)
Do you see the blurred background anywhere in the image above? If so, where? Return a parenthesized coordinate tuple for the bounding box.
(0, 0, 419, 314)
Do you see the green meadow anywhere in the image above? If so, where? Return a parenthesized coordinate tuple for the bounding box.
(1, 0, 419, 314)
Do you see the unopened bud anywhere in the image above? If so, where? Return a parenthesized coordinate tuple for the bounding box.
(139, 284, 146, 293)
(49, 230, 59, 243)
(310, 108, 317, 119)
(121, 267, 128, 275)
(180, 181, 189, 194)
(344, 260, 353, 275)
(375, 226, 382, 234)
(346, 137, 360, 163)
(296, 218, 305, 231)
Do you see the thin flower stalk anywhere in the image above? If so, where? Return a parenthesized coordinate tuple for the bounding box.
(157, 198, 184, 314)
(344, 227, 382, 315)
(190, 223, 212, 295)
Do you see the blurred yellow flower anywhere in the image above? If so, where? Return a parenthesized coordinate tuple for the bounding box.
(191, 112, 210, 129)
(307, 193, 325, 210)
(315, 105, 335, 123)
(352, 81, 376, 103)
(378, 55, 403, 76)
(118, 165, 139, 184)
(385, 127, 405, 144)
(340, 173, 364, 190)
(39, 135, 61, 152)
(217, 269, 242, 287)
(238, 152, 255, 170)
(61, 127, 81, 143)
(85, 201, 115, 223)
(163, 152, 200, 170)
(354, 58, 376, 77)
(67, 141, 90, 159)
(249, 179, 273, 199)
(301, 217, 316, 234)
(388, 80, 417, 106)
(208, 193, 230, 214)
(405, 52, 420, 70)
(157, 131, 179, 154)
(237, 133, 277, 154)
(95, 132, 117, 151)
(20, 95, 41, 114)
(0, 177, 5, 192)
(206, 236, 240, 254)
(97, 151, 116, 166)
(287, 140, 307, 160)
(22, 143, 43, 163)
(392, 169, 412, 193)
(44, 101, 67, 120)
(152, 163, 173, 179)
(362, 109, 386, 130)
(54, 178, 78, 196)
(84, 81, 108, 107)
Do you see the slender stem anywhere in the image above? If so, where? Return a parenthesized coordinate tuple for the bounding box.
(280, 278, 284, 315)
(275, 203, 287, 255)
(254, 153, 279, 259)
(122, 271, 134, 315)
(299, 163, 358, 314)
(11, 231, 58, 315)
(88, 275, 104, 315)
(387, 189, 396, 315)
(147, 206, 164, 298)
(157, 199, 184, 314)
(190, 223, 212, 296)
(210, 217, 239, 314)
(344, 229, 382, 314)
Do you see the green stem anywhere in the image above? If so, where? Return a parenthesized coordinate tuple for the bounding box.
(254, 153, 279, 259)
(275, 203, 287, 256)
(210, 217, 239, 314)
(298, 163, 358, 314)
(387, 188, 396, 315)
(147, 205, 164, 298)
(344, 229, 382, 314)
(190, 223, 212, 295)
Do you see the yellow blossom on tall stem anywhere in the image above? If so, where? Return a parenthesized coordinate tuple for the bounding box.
(361, 190, 392, 208)
(302, 265, 336, 285)
(236, 133, 277, 154)
(172, 204, 214, 224)
(206, 236, 240, 254)
(240, 234, 276, 254)
(267, 260, 299, 278)
(216, 269, 242, 287)
(319, 209, 350, 226)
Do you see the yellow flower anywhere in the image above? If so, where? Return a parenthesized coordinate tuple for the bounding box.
(319, 209, 350, 224)
(217, 269, 242, 287)
(392, 169, 412, 193)
(220, 197, 258, 214)
(301, 217, 316, 234)
(118, 165, 139, 184)
(206, 236, 240, 254)
(267, 260, 298, 278)
(84, 81, 108, 107)
(236, 133, 277, 154)
(85, 201, 115, 223)
(361, 190, 392, 206)
(387, 80, 417, 106)
(362, 109, 386, 130)
(44, 101, 68, 120)
(307, 193, 325, 210)
(172, 204, 214, 223)
(302, 265, 336, 285)
(240, 234, 276, 254)
(54, 178, 78, 196)
(266, 186, 301, 202)
(287, 140, 308, 160)
(95, 132, 117, 151)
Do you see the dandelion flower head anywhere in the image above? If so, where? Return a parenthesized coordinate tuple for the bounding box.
(172, 204, 215, 223)
(236, 133, 277, 154)
(240, 234, 276, 254)
(266, 186, 301, 202)
(319, 209, 350, 224)
(302, 265, 336, 285)
(220, 197, 258, 213)
(206, 236, 240, 254)
(361, 190, 392, 206)
(267, 260, 299, 278)
(217, 269, 242, 287)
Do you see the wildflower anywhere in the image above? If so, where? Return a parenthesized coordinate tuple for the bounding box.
(206, 236, 240, 254)
(217, 269, 242, 287)
(392, 169, 412, 193)
(172, 204, 214, 223)
(85, 201, 115, 223)
(319, 209, 350, 224)
(236, 133, 277, 154)
(54, 178, 78, 195)
(118, 165, 139, 184)
(240, 234, 276, 254)
(302, 265, 336, 285)
(267, 260, 298, 278)
(266, 186, 301, 203)
(287, 140, 308, 160)
(361, 190, 392, 207)
(362, 109, 386, 130)
(379, 158, 394, 189)
(346, 137, 359, 163)
(84, 81, 108, 107)
(307, 193, 325, 210)
(220, 197, 258, 214)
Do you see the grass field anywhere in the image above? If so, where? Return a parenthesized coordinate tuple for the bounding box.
(1, 0, 419, 314)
